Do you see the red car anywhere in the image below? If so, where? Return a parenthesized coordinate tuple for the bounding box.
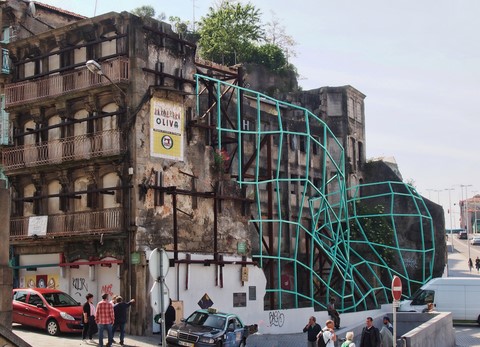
(12, 288, 83, 335)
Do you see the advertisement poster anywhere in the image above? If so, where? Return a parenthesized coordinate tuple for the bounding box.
(150, 98, 184, 161)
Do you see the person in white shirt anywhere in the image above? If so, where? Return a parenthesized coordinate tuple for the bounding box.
(317, 320, 337, 347)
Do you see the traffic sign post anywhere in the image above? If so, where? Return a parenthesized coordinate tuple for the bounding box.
(391, 276, 402, 347)
(148, 248, 171, 346)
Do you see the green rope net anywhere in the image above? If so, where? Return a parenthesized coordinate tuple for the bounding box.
(195, 74, 435, 312)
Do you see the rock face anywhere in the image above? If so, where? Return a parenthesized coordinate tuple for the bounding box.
(245, 63, 445, 300)
(362, 160, 446, 285)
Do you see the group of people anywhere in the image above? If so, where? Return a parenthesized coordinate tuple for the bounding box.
(468, 256, 480, 272)
(303, 315, 395, 347)
(82, 293, 135, 347)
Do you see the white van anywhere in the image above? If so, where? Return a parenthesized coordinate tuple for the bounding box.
(398, 277, 480, 323)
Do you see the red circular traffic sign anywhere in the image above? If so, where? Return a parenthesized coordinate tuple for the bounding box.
(391, 275, 402, 301)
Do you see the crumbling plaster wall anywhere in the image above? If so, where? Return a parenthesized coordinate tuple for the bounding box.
(130, 22, 251, 256)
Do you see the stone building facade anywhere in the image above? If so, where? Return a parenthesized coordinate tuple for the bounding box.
(1, 5, 443, 336)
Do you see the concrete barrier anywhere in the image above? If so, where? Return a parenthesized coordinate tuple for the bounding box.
(339, 311, 455, 347)
(400, 312, 455, 347)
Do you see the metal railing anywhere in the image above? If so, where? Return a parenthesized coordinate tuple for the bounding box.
(2, 128, 124, 171)
(5, 57, 129, 107)
(10, 207, 123, 239)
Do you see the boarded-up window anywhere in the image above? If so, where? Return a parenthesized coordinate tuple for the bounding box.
(87, 183, 98, 209)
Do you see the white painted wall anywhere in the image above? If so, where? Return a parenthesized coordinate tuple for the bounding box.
(147, 250, 393, 334)
(18, 254, 120, 307)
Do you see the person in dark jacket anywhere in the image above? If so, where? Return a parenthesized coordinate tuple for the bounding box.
(165, 299, 176, 332)
(112, 296, 135, 346)
(359, 316, 381, 347)
(303, 316, 322, 347)
(82, 293, 97, 341)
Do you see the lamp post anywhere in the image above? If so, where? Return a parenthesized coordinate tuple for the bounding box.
(426, 189, 442, 204)
(473, 190, 478, 234)
(460, 184, 473, 261)
(445, 187, 455, 252)
(86, 60, 126, 96)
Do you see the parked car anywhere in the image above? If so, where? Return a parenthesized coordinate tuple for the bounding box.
(12, 288, 83, 335)
(166, 308, 256, 347)
(471, 236, 480, 245)
(458, 231, 468, 239)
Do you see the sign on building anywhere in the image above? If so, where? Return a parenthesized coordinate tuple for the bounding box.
(150, 98, 184, 161)
(28, 215, 48, 236)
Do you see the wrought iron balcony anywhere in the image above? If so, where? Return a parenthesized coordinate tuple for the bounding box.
(10, 207, 123, 240)
(1, 128, 124, 171)
(5, 57, 129, 107)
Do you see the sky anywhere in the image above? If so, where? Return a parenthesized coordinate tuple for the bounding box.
(39, 0, 480, 228)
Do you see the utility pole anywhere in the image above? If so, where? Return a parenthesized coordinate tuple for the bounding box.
(473, 191, 478, 234)
(460, 184, 473, 261)
(445, 187, 455, 253)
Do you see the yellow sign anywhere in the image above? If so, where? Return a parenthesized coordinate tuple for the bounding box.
(150, 98, 184, 160)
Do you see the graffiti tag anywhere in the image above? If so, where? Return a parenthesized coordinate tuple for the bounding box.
(72, 277, 88, 291)
(269, 311, 285, 327)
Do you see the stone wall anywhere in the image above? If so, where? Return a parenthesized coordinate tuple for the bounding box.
(0, 180, 12, 328)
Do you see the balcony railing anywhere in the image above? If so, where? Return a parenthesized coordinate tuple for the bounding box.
(5, 57, 129, 107)
(10, 207, 123, 239)
(2, 128, 124, 171)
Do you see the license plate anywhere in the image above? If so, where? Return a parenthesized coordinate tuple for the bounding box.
(178, 341, 194, 347)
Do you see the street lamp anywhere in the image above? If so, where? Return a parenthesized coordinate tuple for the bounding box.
(445, 187, 455, 252)
(460, 184, 473, 261)
(426, 189, 442, 204)
(86, 60, 126, 96)
(473, 190, 478, 234)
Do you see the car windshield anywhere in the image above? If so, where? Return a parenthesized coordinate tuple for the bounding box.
(186, 312, 226, 329)
(411, 289, 434, 305)
(42, 292, 80, 307)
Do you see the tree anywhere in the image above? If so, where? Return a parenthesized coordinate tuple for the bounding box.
(198, 1, 264, 65)
(169, 16, 191, 36)
(265, 11, 297, 60)
(247, 43, 286, 71)
(131, 5, 165, 21)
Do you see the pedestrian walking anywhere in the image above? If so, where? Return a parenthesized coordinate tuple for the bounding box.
(95, 293, 115, 347)
(82, 293, 97, 342)
(469, 258, 473, 272)
(302, 316, 321, 347)
(113, 296, 135, 346)
(379, 322, 393, 347)
(359, 317, 381, 347)
(382, 316, 393, 334)
(475, 257, 480, 272)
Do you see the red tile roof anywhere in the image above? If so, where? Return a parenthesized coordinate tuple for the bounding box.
(32, 1, 87, 19)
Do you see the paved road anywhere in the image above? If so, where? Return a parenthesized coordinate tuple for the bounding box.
(10, 239, 480, 347)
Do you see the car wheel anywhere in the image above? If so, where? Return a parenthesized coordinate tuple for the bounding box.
(46, 319, 60, 336)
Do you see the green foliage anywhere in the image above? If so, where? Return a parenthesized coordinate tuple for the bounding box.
(350, 202, 396, 264)
(169, 16, 190, 36)
(246, 43, 287, 71)
(131, 5, 155, 18)
(198, 1, 264, 65)
(131, 5, 165, 21)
